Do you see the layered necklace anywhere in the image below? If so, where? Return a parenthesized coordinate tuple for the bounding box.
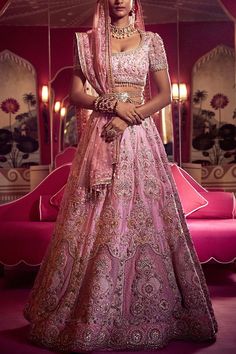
(110, 23, 137, 39)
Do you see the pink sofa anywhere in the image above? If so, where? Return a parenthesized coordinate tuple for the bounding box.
(0, 149, 236, 267)
(171, 165, 236, 263)
(0, 163, 70, 266)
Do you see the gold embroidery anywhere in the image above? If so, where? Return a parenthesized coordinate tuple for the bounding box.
(24, 118, 217, 351)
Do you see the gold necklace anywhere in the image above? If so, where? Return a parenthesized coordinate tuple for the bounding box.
(110, 23, 137, 39)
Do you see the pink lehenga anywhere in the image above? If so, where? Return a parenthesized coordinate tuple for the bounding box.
(24, 0, 217, 352)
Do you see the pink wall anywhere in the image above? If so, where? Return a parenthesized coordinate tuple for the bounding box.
(0, 21, 234, 164)
(147, 21, 234, 162)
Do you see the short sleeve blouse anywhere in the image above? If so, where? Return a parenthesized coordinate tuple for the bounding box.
(148, 32, 168, 72)
(73, 31, 169, 89)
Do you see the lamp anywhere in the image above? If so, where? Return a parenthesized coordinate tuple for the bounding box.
(58, 107, 67, 152)
(172, 83, 179, 101)
(171, 83, 188, 167)
(172, 83, 187, 102)
(54, 101, 61, 113)
(179, 83, 188, 101)
(60, 107, 66, 117)
(41, 85, 50, 145)
(41, 85, 49, 103)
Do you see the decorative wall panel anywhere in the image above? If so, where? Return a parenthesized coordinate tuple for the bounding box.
(0, 50, 40, 168)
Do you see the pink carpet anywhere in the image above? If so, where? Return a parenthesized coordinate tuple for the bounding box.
(0, 263, 236, 354)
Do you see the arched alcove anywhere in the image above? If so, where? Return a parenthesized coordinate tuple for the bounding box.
(191, 45, 235, 166)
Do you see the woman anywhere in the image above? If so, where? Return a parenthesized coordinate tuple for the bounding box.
(24, 0, 218, 352)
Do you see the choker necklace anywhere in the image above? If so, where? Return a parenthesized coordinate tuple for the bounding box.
(110, 23, 137, 39)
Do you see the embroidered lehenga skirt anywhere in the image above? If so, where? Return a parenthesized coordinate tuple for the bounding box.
(24, 114, 218, 352)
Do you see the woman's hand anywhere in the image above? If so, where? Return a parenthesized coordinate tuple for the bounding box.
(101, 117, 129, 143)
(115, 101, 144, 125)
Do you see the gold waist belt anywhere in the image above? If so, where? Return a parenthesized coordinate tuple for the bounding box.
(109, 91, 144, 105)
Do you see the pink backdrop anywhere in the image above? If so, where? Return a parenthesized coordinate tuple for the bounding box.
(219, 0, 236, 20)
(0, 21, 234, 164)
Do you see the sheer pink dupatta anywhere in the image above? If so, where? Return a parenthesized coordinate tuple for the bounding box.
(74, 0, 146, 193)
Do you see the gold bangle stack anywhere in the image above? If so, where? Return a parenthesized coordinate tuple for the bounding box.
(94, 94, 118, 114)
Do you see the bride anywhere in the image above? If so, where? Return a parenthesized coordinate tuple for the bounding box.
(24, 0, 218, 352)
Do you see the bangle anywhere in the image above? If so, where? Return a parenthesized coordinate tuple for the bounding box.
(93, 96, 100, 111)
(93, 94, 118, 114)
(113, 100, 118, 114)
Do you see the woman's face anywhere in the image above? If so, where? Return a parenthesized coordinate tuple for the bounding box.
(108, 0, 133, 20)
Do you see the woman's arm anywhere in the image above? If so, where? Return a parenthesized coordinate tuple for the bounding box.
(70, 70, 141, 125)
(101, 69, 172, 142)
(70, 70, 97, 109)
(136, 69, 172, 118)
(71, 71, 144, 127)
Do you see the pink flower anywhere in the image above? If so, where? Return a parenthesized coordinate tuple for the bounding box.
(210, 94, 229, 110)
(1, 98, 20, 114)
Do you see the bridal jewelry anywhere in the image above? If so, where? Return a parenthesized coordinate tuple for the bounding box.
(107, 129, 117, 138)
(110, 23, 137, 39)
(94, 94, 118, 114)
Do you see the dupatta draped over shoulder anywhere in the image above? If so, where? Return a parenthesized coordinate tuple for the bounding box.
(72, 0, 145, 193)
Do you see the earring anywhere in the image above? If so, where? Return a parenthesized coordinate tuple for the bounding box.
(129, 6, 136, 24)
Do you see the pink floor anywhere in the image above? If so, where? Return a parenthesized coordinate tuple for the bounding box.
(0, 263, 236, 354)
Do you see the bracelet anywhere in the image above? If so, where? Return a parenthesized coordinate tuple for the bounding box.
(94, 94, 118, 114)
(113, 100, 119, 114)
(93, 96, 100, 111)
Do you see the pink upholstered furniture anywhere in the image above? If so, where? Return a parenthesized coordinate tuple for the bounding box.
(0, 148, 235, 266)
(0, 163, 71, 266)
(171, 165, 236, 263)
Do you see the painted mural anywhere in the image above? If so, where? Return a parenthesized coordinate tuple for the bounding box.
(0, 50, 40, 168)
(191, 45, 236, 165)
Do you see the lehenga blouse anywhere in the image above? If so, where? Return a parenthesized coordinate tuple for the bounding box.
(72, 30, 169, 192)
(111, 31, 169, 89)
(74, 30, 169, 91)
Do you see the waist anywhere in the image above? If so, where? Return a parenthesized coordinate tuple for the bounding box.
(107, 90, 144, 105)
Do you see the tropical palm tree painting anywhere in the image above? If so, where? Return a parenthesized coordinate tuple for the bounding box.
(193, 90, 208, 113)
(23, 93, 37, 118)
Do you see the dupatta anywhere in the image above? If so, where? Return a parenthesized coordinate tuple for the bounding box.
(74, 0, 146, 193)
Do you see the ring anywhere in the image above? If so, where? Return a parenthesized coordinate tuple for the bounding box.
(107, 128, 116, 138)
